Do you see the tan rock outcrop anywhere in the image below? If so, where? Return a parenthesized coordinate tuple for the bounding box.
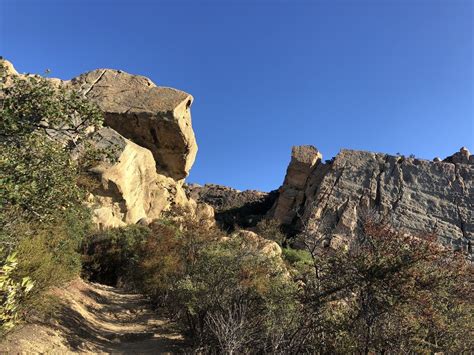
(1, 58, 205, 229)
(67, 69, 197, 181)
(0, 58, 18, 82)
(83, 128, 191, 229)
(271, 145, 322, 225)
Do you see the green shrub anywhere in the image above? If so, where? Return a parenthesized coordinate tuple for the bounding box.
(0, 251, 34, 334)
(255, 218, 286, 246)
(170, 235, 299, 352)
(82, 225, 151, 286)
(282, 247, 312, 265)
(0, 70, 103, 232)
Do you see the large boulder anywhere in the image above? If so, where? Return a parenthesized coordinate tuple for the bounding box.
(67, 69, 197, 181)
(82, 128, 191, 229)
(1, 58, 202, 228)
(230, 230, 282, 258)
(271, 146, 473, 256)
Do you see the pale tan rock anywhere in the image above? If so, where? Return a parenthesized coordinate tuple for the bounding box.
(67, 69, 197, 180)
(84, 128, 191, 229)
(272, 145, 322, 224)
(231, 230, 282, 258)
(195, 202, 216, 224)
(1, 58, 198, 181)
(168, 198, 216, 229)
(1, 58, 202, 229)
(0, 58, 18, 77)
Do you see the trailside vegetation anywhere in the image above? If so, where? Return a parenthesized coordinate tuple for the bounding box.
(0, 65, 103, 332)
(84, 216, 473, 353)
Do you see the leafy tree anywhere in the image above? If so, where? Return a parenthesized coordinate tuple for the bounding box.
(0, 67, 103, 241)
(0, 63, 102, 326)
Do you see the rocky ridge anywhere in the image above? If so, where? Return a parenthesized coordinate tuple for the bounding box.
(271, 145, 473, 255)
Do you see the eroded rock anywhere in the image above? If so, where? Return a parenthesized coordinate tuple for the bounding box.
(271, 146, 473, 255)
(68, 69, 197, 180)
(2, 58, 203, 228)
(83, 128, 191, 228)
(271, 145, 322, 225)
(230, 230, 282, 258)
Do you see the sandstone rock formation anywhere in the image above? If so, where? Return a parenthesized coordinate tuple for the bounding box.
(82, 128, 190, 228)
(185, 183, 278, 230)
(271, 146, 473, 255)
(271, 145, 322, 226)
(67, 68, 197, 181)
(2, 59, 201, 228)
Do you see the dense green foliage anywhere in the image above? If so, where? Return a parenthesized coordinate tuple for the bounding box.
(0, 66, 102, 331)
(282, 247, 313, 265)
(1, 69, 102, 232)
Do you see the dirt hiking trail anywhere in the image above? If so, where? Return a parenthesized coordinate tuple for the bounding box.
(0, 279, 187, 354)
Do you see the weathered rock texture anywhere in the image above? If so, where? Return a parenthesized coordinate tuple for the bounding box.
(185, 184, 278, 230)
(272, 146, 473, 255)
(83, 128, 191, 228)
(67, 69, 197, 181)
(271, 145, 322, 226)
(2, 59, 200, 228)
(230, 230, 282, 258)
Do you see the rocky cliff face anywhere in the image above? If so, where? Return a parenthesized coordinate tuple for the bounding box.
(2, 59, 204, 229)
(271, 146, 473, 255)
(185, 184, 278, 230)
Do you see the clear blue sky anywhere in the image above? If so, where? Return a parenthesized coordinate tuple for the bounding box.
(1, 0, 473, 191)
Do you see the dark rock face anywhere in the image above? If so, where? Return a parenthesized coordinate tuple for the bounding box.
(271, 147, 473, 255)
(185, 184, 278, 230)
